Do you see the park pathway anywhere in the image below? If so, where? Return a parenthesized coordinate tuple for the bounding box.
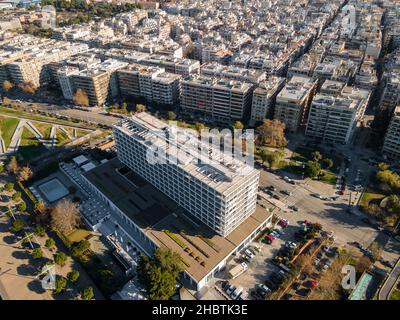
(7, 119, 26, 153)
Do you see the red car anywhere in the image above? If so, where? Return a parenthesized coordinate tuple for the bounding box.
(308, 280, 319, 289)
(264, 234, 275, 244)
(278, 219, 289, 228)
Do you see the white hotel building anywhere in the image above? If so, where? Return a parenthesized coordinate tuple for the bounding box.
(113, 113, 260, 237)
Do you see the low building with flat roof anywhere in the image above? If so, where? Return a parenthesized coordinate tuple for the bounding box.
(81, 157, 272, 291)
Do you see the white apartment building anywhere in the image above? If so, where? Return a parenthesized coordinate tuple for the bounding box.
(383, 106, 400, 161)
(201, 63, 266, 84)
(249, 77, 286, 125)
(306, 94, 359, 145)
(180, 75, 253, 122)
(274, 76, 317, 132)
(113, 112, 260, 237)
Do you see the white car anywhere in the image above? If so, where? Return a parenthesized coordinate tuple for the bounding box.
(231, 286, 243, 300)
(270, 231, 280, 238)
(244, 249, 255, 258)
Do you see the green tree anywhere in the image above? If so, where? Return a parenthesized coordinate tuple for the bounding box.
(4, 182, 14, 192)
(45, 238, 56, 249)
(7, 156, 19, 175)
(167, 111, 176, 121)
(386, 195, 400, 217)
(3, 80, 13, 92)
(378, 162, 390, 171)
(11, 219, 24, 232)
(260, 149, 268, 164)
(265, 150, 285, 168)
(71, 239, 90, 258)
(54, 277, 67, 294)
(81, 287, 94, 300)
(322, 158, 334, 170)
(377, 170, 400, 191)
(137, 247, 183, 300)
(18, 201, 26, 212)
(12, 192, 21, 202)
(311, 151, 322, 164)
(32, 248, 43, 259)
(0, 163, 4, 174)
(34, 225, 46, 237)
(233, 120, 244, 130)
(67, 270, 80, 284)
(305, 161, 320, 178)
(54, 252, 68, 266)
(135, 104, 146, 113)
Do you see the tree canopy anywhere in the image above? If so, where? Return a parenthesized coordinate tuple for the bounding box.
(256, 119, 287, 148)
(137, 247, 183, 300)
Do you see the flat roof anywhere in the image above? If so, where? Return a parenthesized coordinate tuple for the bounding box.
(83, 158, 271, 283)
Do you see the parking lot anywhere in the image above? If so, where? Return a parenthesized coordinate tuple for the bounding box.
(217, 216, 317, 300)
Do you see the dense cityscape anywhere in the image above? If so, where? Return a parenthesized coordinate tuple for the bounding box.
(0, 0, 399, 305)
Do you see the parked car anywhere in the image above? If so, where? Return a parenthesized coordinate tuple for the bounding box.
(231, 287, 243, 300)
(264, 234, 275, 244)
(264, 279, 279, 291)
(285, 241, 298, 249)
(226, 284, 236, 295)
(281, 190, 293, 196)
(267, 185, 277, 191)
(273, 194, 281, 200)
(278, 218, 289, 228)
(256, 284, 271, 295)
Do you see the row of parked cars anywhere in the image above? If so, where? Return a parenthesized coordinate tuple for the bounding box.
(222, 282, 244, 300)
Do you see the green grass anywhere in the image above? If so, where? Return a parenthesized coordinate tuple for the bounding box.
(319, 171, 338, 185)
(360, 188, 386, 208)
(56, 129, 69, 146)
(32, 121, 52, 139)
(389, 289, 400, 300)
(0, 116, 19, 148)
(66, 229, 92, 244)
(18, 127, 48, 161)
(76, 128, 91, 138)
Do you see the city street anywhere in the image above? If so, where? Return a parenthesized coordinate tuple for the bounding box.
(258, 169, 399, 266)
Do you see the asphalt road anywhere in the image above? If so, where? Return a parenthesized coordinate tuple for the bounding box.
(6, 100, 119, 127)
(379, 258, 400, 300)
(259, 169, 380, 248)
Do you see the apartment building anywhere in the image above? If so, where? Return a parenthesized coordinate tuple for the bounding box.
(117, 64, 181, 105)
(383, 106, 400, 161)
(274, 76, 317, 132)
(113, 112, 260, 237)
(180, 75, 254, 122)
(72, 59, 127, 107)
(201, 63, 266, 84)
(306, 94, 359, 145)
(249, 77, 286, 125)
(379, 74, 400, 114)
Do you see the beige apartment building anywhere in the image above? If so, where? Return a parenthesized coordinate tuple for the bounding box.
(274, 76, 317, 132)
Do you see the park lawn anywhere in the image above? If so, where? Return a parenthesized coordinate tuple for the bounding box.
(18, 127, 48, 161)
(76, 128, 92, 138)
(319, 171, 338, 185)
(66, 229, 92, 244)
(56, 129, 70, 146)
(0, 116, 19, 148)
(360, 188, 386, 208)
(32, 121, 52, 139)
(389, 289, 400, 300)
